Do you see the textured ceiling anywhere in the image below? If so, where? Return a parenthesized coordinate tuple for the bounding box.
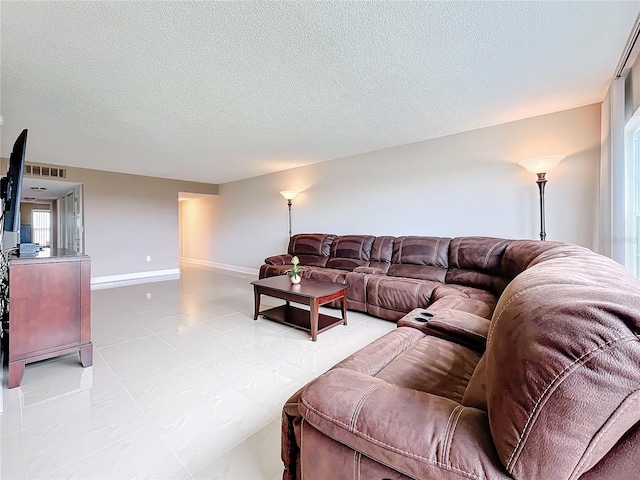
(1, 1, 638, 184)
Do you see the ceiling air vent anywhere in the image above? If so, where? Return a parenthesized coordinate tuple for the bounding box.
(24, 163, 66, 179)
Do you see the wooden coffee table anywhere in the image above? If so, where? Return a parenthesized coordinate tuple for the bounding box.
(251, 276, 348, 341)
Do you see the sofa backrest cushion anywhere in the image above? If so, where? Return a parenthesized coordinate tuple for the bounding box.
(287, 233, 336, 267)
(485, 245, 640, 479)
(326, 235, 375, 271)
(369, 236, 395, 272)
(388, 236, 450, 282)
(445, 237, 512, 293)
(499, 239, 562, 279)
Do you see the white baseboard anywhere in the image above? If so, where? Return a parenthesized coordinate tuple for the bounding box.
(180, 257, 259, 278)
(91, 268, 181, 290)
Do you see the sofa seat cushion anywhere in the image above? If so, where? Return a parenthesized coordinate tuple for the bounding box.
(353, 266, 387, 275)
(302, 266, 347, 284)
(387, 263, 447, 282)
(366, 276, 441, 315)
(334, 327, 480, 403)
(299, 368, 510, 480)
(374, 335, 481, 403)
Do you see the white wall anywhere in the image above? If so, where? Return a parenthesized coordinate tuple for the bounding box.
(209, 104, 601, 271)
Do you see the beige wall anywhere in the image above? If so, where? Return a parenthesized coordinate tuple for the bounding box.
(1, 103, 601, 277)
(0, 158, 218, 278)
(19, 202, 50, 226)
(59, 166, 217, 277)
(207, 104, 601, 272)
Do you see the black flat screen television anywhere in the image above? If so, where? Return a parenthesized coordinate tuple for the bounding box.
(1, 129, 28, 232)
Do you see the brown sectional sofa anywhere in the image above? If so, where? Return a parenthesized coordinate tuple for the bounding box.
(259, 234, 513, 322)
(260, 234, 640, 479)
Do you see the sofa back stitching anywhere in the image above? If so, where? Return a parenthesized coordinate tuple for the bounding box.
(444, 405, 465, 466)
(483, 243, 500, 270)
(441, 407, 455, 463)
(352, 450, 359, 480)
(441, 404, 462, 464)
(350, 383, 384, 431)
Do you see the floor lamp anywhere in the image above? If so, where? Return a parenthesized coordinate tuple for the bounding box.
(518, 155, 565, 241)
(280, 191, 298, 237)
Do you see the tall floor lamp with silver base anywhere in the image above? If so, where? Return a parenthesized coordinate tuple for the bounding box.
(280, 191, 299, 238)
(518, 155, 565, 241)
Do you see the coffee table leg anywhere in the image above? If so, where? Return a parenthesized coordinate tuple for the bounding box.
(310, 298, 319, 342)
(342, 292, 348, 325)
(253, 287, 261, 320)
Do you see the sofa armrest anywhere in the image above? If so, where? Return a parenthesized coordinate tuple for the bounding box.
(299, 369, 509, 480)
(264, 254, 293, 266)
(353, 266, 387, 275)
(428, 309, 489, 352)
(398, 308, 490, 352)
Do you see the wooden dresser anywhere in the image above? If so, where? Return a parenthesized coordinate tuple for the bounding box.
(6, 249, 92, 388)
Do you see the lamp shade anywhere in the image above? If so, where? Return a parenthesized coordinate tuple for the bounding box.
(518, 155, 565, 174)
(280, 190, 298, 201)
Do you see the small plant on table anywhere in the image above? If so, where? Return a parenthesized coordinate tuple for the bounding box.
(285, 256, 304, 284)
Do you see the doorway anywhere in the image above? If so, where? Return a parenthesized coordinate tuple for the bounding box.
(178, 192, 217, 265)
(20, 178, 83, 253)
(58, 185, 84, 253)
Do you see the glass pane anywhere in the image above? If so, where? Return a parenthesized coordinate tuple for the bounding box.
(636, 135, 640, 212)
(31, 210, 51, 247)
(636, 216, 640, 278)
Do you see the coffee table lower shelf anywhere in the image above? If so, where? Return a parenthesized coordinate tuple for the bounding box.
(260, 304, 345, 336)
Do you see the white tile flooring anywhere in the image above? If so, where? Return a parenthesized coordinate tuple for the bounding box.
(0, 265, 395, 479)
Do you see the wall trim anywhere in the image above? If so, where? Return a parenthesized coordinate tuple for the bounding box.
(180, 257, 259, 278)
(91, 268, 181, 290)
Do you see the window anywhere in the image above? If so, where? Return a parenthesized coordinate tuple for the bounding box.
(624, 104, 640, 278)
(633, 130, 640, 277)
(31, 209, 51, 247)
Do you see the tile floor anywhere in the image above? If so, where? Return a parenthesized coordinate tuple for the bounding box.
(0, 265, 395, 479)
